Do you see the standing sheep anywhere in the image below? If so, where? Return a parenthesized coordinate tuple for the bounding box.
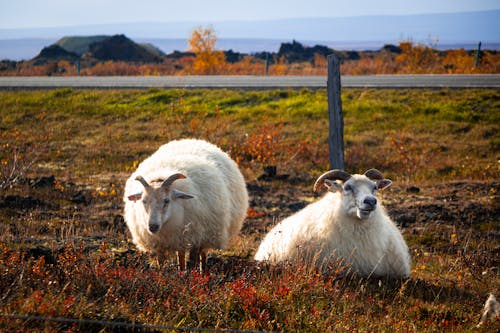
(124, 139, 248, 271)
(254, 169, 411, 278)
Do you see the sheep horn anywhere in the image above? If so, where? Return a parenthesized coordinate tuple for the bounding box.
(364, 169, 384, 180)
(161, 173, 186, 190)
(135, 175, 151, 189)
(313, 170, 351, 192)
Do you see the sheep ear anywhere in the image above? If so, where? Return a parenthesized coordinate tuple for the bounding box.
(127, 193, 142, 201)
(324, 179, 343, 193)
(377, 179, 392, 190)
(172, 190, 194, 200)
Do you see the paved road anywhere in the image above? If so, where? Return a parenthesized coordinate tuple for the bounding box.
(0, 74, 499, 89)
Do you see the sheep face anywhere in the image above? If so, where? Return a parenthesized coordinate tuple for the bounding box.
(127, 174, 193, 234)
(324, 173, 392, 220)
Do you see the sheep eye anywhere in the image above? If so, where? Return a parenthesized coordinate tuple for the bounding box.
(344, 184, 353, 192)
(163, 198, 170, 206)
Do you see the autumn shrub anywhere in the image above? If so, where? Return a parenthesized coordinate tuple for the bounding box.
(341, 53, 401, 75)
(223, 56, 266, 75)
(384, 130, 426, 183)
(442, 49, 475, 73)
(82, 61, 142, 76)
(187, 26, 227, 75)
(228, 121, 284, 168)
(396, 41, 439, 73)
(269, 55, 288, 75)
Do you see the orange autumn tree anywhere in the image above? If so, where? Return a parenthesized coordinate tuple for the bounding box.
(396, 41, 439, 73)
(188, 26, 226, 74)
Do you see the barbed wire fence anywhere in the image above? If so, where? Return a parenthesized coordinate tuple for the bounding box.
(0, 313, 276, 333)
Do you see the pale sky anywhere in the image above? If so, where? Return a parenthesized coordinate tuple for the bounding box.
(1, 0, 499, 29)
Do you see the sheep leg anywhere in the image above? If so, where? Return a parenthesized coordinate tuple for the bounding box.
(154, 252, 166, 269)
(200, 250, 207, 273)
(188, 247, 201, 271)
(177, 251, 186, 271)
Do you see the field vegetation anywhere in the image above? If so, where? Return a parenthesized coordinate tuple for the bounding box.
(0, 88, 498, 331)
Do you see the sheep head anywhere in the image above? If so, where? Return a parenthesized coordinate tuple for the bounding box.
(314, 169, 392, 220)
(127, 173, 194, 234)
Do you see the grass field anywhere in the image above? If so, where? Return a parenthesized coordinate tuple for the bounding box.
(0, 88, 499, 332)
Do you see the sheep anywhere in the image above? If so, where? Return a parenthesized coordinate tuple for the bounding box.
(477, 293, 499, 327)
(254, 169, 411, 278)
(123, 139, 248, 271)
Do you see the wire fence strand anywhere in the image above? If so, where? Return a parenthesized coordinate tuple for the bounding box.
(0, 313, 276, 333)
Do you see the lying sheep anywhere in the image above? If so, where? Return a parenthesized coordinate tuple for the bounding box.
(124, 139, 248, 271)
(477, 293, 499, 327)
(254, 169, 411, 278)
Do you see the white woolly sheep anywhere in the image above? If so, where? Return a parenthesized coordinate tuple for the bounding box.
(254, 169, 411, 278)
(477, 293, 499, 327)
(124, 139, 248, 271)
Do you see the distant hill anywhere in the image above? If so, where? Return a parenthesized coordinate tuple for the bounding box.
(55, 35, 165, 59)
(138, 42, 166, 58)
(275, 40, 364, 62)
(85, 34, 162, 62)
(32, 44, 79, 65)
(30, 34, 163, 63)
(55, 35, 109, 55)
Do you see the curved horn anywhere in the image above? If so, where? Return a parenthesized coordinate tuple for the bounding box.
(135, 175, 151, 189)
(364, 169, 384, 180)
(313, 169, 351, 193)
(161, 173, 186, 190)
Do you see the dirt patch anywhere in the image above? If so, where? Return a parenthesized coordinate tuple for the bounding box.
(1, 175, 498, 264)
(0, 195, 58, 210)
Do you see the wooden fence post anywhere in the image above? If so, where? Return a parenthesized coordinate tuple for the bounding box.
(265, 52, 270, 75)
(327, 54, 344, 170)
(474, 41, 482, 68)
